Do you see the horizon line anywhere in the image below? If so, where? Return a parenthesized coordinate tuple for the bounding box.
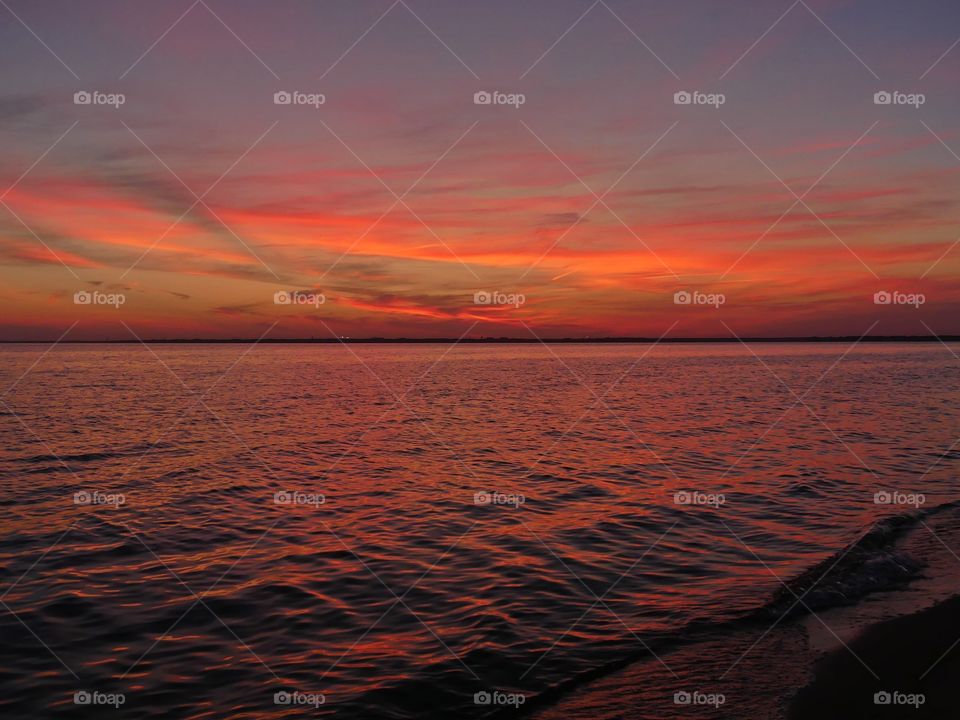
(1, 335, 958, 344)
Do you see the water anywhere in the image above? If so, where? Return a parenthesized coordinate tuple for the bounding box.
(0, 343, 957, 718)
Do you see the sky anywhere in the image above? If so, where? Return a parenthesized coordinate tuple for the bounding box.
(1, 0, 959, 340)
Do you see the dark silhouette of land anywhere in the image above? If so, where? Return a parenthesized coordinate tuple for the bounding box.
(1, 336, 958, 344)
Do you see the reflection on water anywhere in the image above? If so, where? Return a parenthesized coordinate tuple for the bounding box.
(0, 343, 957, 718)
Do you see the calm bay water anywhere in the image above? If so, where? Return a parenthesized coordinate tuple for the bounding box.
(0, 343, 957, 718)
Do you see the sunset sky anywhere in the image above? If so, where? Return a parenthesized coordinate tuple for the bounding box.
(1, 0, 959, 339)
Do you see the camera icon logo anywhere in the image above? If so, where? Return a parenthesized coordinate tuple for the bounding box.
(74, 291, 92, 305)
(74, 91, 92, 105)
(274, 91, 292, 105)
(274, 691, 291, 704)
(473, 290, 492, 305)
(873, 290, 891, 305)
(474, 691, 492, 705)
(874, 91, 892, 105)
(674, 690, 692, 705)
(73, 491, 92, 505)
(674, 91, 692, 105)
(474, 491, 491, 505)
(474, 91, 492, 105)
(874, 490, 892, 504)
(74, 691, 91, 705)
(274, 491, 293, 505)
(673, 290, 691, 305)
(673, 491, 691, 505)
(874, 691, 891, 705)
(273, 291, 291, 305)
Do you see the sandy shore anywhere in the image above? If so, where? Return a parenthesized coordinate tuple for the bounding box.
(789, 594, 960, 719)
(523, 504, 960, 719)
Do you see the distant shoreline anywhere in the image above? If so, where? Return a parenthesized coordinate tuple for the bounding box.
(0, 336, 958, 344)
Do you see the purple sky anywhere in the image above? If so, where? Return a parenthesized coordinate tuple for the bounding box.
(1, 0, 959, 339)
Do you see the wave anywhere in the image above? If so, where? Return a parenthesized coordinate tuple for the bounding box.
(757, 502, 952, 618)
(12, 441, 176, 465)
(496, 499, 958, 719)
